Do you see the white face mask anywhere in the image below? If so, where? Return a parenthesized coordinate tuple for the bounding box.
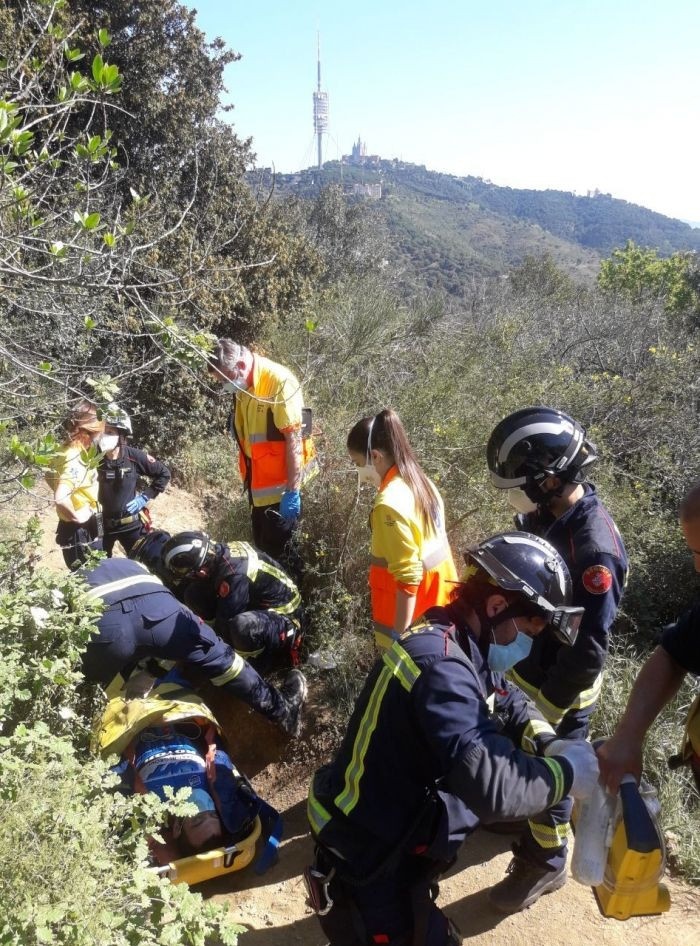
(506, 487, 538, 515)
(96, 433, 119, 453)
(357, 463, 382, 488)
(222, 374, 249, 394)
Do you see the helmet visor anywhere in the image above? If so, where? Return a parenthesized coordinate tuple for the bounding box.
(548, 606, 584, 646)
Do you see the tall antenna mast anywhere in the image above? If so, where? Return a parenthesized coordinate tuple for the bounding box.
(312, 31, 328, 170)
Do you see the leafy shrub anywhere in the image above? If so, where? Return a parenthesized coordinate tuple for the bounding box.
(0, 524, 243, 944)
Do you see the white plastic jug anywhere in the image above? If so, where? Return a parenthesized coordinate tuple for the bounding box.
(571, 778, 617, 886)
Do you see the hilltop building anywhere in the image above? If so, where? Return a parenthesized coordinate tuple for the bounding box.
(343, 136, 380, 167)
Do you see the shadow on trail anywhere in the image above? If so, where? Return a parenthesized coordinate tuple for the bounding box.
(447, 887, 508, 939)
(439, 827, 515, 939)
(236, 912, 326, 946)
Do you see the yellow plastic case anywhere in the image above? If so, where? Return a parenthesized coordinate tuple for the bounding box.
(594, 778, 670, 920)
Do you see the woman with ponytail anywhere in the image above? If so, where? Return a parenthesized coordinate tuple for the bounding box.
(347, 409, 457, 649)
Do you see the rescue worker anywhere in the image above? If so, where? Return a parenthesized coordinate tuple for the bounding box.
(79, 556, 307, 736)
(96, 403, 170, 557)
(161, 531, 304, 666)
(306, 532, 597, 945)
(347, 409, 457, 650)
(598, 479, 700, 794)
(207, 339, 318, 582)
(46, 399, 104, 568)
(129, 529, 186, 597)
(485, 407, 628, 908)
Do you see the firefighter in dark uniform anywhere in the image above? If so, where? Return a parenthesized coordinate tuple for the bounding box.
(96, 403, 170, 557)
(486, 406, 628, 910)
(160, 531, 304, 666)
(306, 533, 599, 945)
(598, 478, 700, 794)
(129, 529, 180, 594)
(79, 557, 307, 736)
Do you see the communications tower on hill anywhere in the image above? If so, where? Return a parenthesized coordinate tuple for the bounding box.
(312, 32, 328, 169)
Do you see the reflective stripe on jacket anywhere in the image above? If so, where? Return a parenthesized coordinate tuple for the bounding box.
(369, 467, 457, 649)
(307, 614, 572, 879)
(510, 485, 628, 725)
(82, 558, 166, 607)
(233, 355, 318, 507)
(217, 542, 301, 617)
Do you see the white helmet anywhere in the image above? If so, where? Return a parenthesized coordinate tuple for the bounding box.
(103, 402, 132, 435)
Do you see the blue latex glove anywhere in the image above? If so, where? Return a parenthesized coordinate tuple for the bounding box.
(279, 489, 301, 522)
(125, 493, 148, 515)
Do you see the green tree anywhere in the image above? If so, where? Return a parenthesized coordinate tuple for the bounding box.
(598, 240, 700, 316)
(0, 0, 325, 483)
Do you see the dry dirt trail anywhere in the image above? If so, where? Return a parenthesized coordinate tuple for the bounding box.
(31, 486, 700, 945)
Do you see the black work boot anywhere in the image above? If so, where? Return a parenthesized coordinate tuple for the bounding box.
(488, 848, 567, 913)
(278, 669, 308, 737)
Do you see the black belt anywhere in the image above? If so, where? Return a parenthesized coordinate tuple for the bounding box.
(105, 513, 140, 528)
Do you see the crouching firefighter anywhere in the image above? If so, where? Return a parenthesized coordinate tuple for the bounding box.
(96, 403, 170, 557)
(305, 532, 599, 945)
(78, 557, 307, 737)
(161, 531, 304, 666)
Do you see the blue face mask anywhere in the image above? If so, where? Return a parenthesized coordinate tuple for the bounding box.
(487, 623, 533, 673)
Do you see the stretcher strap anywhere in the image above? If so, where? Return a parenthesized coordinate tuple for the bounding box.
(254, 799, 284, 875)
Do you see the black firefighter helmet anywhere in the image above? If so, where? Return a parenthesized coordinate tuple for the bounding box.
(487, 407, 597, 502)
(465, 531, 584, 646)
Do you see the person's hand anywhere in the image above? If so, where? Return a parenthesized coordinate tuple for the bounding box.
(126, 493, 148, 515)
(280, 489, 301, 523)
(596, 734, 643, 795)
(546, 739, 600, 799)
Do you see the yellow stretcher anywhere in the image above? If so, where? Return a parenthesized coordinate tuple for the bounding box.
(95, 673, 279, 886)
(151, 816, 262, 887)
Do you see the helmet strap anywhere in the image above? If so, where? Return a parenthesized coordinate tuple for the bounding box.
(524, 469, 576, 507)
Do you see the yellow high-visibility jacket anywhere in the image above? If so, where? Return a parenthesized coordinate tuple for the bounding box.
(369, 466, 457, 649)
(45, 443, 99, 522)
(233, 355, 318, 507)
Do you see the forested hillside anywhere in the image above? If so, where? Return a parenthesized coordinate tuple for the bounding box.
(266, 161, 700, 295)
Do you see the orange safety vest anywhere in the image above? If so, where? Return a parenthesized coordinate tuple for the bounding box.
(232, 355, 318, 507)
(368, 467, 457, 650)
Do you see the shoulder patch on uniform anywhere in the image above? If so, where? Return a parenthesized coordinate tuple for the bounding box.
(217, 580, 230, 598)
(582, 564, 613, 595)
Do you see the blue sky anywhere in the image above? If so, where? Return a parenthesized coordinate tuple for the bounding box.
(183, 0, 700, 220)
